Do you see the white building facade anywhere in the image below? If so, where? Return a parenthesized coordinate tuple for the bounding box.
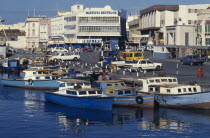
(196, 8, 210, 46)
(25, 17, 51, 49)
(0, 22, 26, 48)
(50, 4, 126, 49)
(140, 4, 210, 46)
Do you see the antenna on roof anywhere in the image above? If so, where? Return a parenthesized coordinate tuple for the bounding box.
(28, 9, 30, 17)
(34, 8, 36, 17)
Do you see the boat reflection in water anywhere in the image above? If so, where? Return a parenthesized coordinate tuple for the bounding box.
(44, 102, 113, 123)
(0, 85, 45, 102)
(2, 81, 210, 137)
(154, 108, 210, 129)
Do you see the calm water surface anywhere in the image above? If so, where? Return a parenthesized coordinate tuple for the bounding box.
(1, 74, 210, 137)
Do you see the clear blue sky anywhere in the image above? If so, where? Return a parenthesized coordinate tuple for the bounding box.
(1, 0, 210, 24)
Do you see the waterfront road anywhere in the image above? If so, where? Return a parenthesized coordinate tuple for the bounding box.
(7, 50, 210, 87)
(78, 51, 210, 87)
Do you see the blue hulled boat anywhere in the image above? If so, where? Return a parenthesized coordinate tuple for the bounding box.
(94, 80, 154, 108)
(1, 68, 60, 90)
(45, 88, 113, 110)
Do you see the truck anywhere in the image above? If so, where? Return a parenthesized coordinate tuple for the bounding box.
(180, 55, 205, 65)
(124, 59, 163, 71)
(50, 52, 80, 61)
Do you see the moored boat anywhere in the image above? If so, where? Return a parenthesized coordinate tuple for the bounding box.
(1, 68, 60, 90)
(135, 76, 210, 109)
(154, 84, 210, 109)
(94, 80, 154, 108)
(45, 88, 113, 110)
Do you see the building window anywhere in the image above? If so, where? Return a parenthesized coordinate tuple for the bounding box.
(205, 38, 210, 45)
(185, 32, 189, 46)
(32, 30, 35, 36)
(161, 20, 165, 25)
(188, 9, 192, 13)
(188, 20, 191, 24)
(174, 19, 177, 24)
(11, 38, 15, 41)
(195, 9, 198, 13)
(167, 89, 170, 93)
(205, 25, 210, 33)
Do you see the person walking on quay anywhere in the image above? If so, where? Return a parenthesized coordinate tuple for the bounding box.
(32, 46, 35, 53)
(122, 53, 126, 60)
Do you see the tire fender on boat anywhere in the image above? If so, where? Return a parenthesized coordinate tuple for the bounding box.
(136, 96, 144, 104)
(28, 79, 33, 85)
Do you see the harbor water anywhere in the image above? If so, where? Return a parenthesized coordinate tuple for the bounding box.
(1, 74, 210, 137)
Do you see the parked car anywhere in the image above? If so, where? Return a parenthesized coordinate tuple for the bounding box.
(99, 57, 126, 67)
(180, 55, 205, 65)
(124, 59, 163, 71)
(49, 52, 80, 61)
(50, 47, 68, 53)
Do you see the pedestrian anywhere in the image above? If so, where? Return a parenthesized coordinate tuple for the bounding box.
(32, 46, 35, 53)
(98, 73, 103, 81)
(122, 53, 126, 60)
(104, 74, 109, 80)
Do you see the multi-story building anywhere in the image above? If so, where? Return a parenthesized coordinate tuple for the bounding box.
(25, 17, 51, 49)
(51, 4, 126, 50)
(196, 8, 210, 46)
(127, 16, 141, 47)
(140, 4, 210, 45)
(0, 22, 26, 48)
(50, 12, 69, 45)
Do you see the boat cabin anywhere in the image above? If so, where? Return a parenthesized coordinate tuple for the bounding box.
(94, 80, 126, 90)
(137, 77, 178, 92)
(105, 87, 136, 96)
(21, 68, 55, 80)
(57, 79, 91, 90)
(149, 84, 202, 94)
(58, 88, 103, 97)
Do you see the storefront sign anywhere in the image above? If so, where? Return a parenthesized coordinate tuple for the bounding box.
(86, 11, 117, 14)
(81, 39, 102, 43)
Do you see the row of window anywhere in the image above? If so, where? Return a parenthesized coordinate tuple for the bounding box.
(35, 77, 51, 80)
(66, 90, 102, 95)
(167, 87, 198, 93)
(64, 25, 76, 30)
(79, 26, 120, 32)
(148, 79, 177, 83)
(188, 9, 198, 13)
(117, 90, 132, 95)
(106, 83, 125, 87)
(60, 83, 90, 87)
(64, 16, 76, 22)
(79, 17, 119, 23)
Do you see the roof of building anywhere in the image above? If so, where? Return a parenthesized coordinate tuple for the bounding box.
(140, 5, 179, 16)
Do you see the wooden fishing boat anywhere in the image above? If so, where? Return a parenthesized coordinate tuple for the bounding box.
(45, 88, 113, 110)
